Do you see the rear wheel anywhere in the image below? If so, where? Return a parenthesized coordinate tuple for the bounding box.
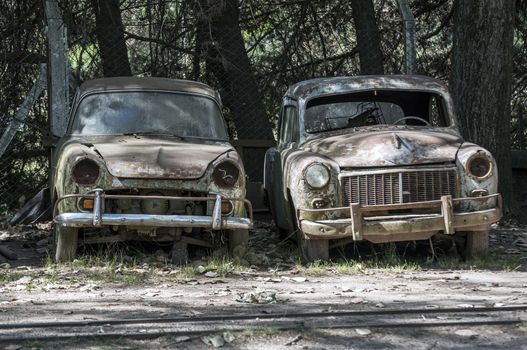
(53, 225, 78, 263)
(456, 230, 489, 259)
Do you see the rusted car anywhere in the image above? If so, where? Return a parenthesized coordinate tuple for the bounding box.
(264, 75, 501, 261)
(52, 77, 252, 263)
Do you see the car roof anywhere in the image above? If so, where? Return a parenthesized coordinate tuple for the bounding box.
(284, 75, 449, 101)
(77, 77, 221, 102)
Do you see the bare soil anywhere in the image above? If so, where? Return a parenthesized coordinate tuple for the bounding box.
(0, 216, 526, 349)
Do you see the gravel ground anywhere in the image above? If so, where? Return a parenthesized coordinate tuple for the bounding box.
(0, 217, 526, 349)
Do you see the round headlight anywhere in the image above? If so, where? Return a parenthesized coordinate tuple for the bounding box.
(468, 154, 492, 178)
(212, 161, 240, 188)
(304, 163, 330, 189)
(72, 158, 100, 185)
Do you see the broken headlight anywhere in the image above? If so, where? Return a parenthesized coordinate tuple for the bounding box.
(72, 158, 100, 185)
(468, 154, 492, 179)
(304, 163, 330, 189)
(212, 161, 240, 188)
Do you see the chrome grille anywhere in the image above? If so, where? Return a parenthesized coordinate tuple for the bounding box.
(342, 168, 457, 206)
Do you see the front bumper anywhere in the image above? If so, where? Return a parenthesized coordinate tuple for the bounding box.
(54, 190, 253, 230)
(298, 194, 502, 242)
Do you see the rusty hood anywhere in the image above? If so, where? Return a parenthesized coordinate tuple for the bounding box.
(301, 129, 463, 167)
(78, 136, 233, 179)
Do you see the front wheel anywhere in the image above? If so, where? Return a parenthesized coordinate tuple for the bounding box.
(297, 230, 329, 262)
(53, 225, 78, 263)
(456, 230, 489, 259)
(228, 229, 249, 257)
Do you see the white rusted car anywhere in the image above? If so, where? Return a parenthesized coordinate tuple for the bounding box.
(264, 75, 501, 261)
(52, 77, 252, 263)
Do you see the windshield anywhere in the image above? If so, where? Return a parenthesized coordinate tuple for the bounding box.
(70, 91, 228, 139)
(304, 90, 450, 133)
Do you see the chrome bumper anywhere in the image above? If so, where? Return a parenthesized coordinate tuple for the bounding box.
(298, 194, 502, 241)
(53, 190, 253, 230)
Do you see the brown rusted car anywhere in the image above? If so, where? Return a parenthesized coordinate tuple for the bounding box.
(264, 75, 501, 261)
(52, 77, 252, 263)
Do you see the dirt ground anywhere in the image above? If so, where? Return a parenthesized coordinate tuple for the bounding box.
(0, 215, 526, 349)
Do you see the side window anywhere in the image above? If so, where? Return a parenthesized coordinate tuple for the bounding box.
(279, 105, 298, 145)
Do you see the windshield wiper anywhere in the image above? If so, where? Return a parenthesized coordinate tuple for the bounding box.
(322, 107, 379, 132)
(122, 131, 184, 139)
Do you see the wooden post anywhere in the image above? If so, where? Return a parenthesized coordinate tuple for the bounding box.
(45, 0, 69, 138)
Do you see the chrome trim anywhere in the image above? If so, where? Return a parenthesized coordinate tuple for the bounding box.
(54, 192, 253, 230)
(212, 194, 222, 230)
(338, 165, 458, 180)
(93, 189, 102, 227)
(55, 213, 252, 229)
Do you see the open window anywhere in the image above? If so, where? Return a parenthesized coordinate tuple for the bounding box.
(304, 90, 451, 133)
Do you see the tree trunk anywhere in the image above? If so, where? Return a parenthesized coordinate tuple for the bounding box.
(197, 0, 273, 140)
(450, 0, 515, 212)
(91, 0, 132, 77)
(350, 0, 384, 75)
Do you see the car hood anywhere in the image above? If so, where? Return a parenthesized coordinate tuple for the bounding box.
(76, 136, 233, 179)
(301, 129, 463, 168)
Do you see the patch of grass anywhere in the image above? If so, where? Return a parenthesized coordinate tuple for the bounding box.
(24, 281, 35, 292)
(0, 271, 23, 286)
(332, 260, 365, 275)
(206, 255, 249, 276)
(298, 260, 329, 276)
(435, 251, 523, 271)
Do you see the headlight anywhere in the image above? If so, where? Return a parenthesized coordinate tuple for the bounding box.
(304, 163, 330, 189)
(468, 154, 492, 179)
(212, 161, 240, 188)
(72, 158, 100, 184)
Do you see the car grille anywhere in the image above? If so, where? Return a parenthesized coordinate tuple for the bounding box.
(342, 168, 458, 206)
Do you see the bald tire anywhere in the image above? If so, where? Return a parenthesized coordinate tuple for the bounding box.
(54, 225, 78, 263)
(458, 230, 489, 259)
(298, 231, 329, 262)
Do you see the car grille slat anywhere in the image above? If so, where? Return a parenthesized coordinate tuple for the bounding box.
(342, 168, 457, 206)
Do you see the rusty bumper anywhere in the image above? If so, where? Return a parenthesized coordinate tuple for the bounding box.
(54, 190, 253, 230)
(298, 194, 502, 241)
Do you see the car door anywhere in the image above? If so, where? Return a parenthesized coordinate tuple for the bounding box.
(264, 98, 299, 232)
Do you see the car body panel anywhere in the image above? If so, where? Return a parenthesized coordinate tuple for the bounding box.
(264, 75, 501, 245)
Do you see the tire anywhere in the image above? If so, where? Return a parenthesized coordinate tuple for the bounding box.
(297, 230, 329, 262)
(54, 225, 78, 263)
(456, 230, 489, 259)
(228, 229, 249, 257)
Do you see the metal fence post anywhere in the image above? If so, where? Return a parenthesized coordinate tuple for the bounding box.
(397, 0, 416, 75)
(45, 0, 69, 138)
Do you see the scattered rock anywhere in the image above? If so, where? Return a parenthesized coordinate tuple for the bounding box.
(348, 297, 366, 304)
(205, 271, 218, 278)
(375, 302, 385, 308)
(222, 331, 235, 343)
(235, 290, 277, 304)
(455, 329, 478, 338)
(355, 328, 372, 336)
(174, 335, 191, 343)
(291, 277, 307, 283)
(197, 265, 207, 274)
(0, 263, 11, 269)
(457, 304, 475, 308)
(201, 334, 225, 348)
